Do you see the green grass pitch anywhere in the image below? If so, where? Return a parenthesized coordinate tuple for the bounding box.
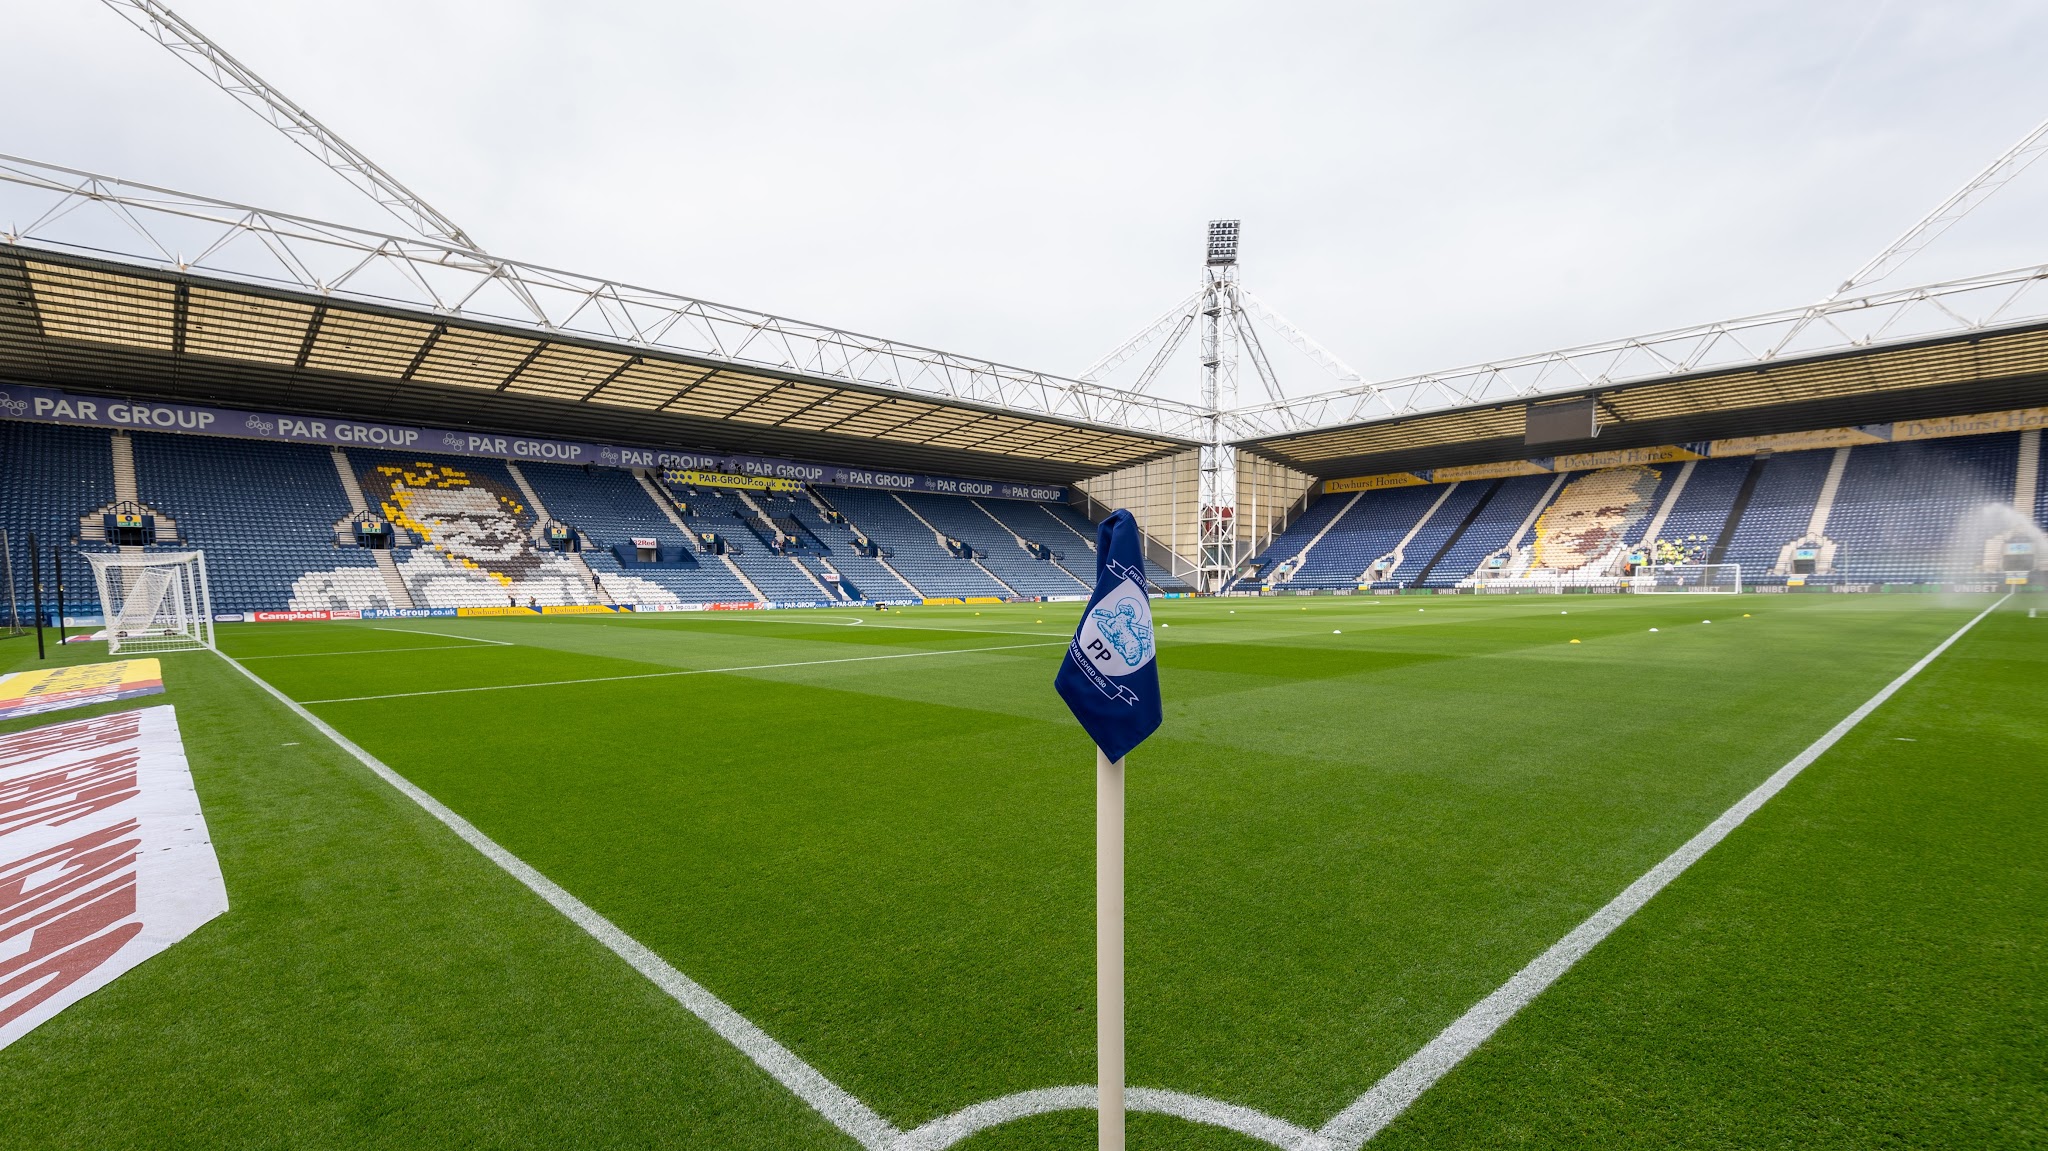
(1, 593, 2042, 1148)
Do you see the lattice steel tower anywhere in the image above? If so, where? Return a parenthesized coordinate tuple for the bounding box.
(1198, 220, 1243, 590)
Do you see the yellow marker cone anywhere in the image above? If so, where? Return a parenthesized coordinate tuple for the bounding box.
(1570, 638, 1581, 644)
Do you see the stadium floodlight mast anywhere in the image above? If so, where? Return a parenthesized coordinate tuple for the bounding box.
(1083, 220, 1373, 589)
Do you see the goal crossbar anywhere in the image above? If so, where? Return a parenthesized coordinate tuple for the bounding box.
(1630, 563, 1742, 594)
(85, 551, 215, 654)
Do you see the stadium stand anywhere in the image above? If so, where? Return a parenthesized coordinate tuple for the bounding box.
(1419, 474, 1560, 588)
(666, 487, 832, 603)
(1826, 437, 2020, 583)
(0, 422, 116, 619)
(822, 487, 1011, 597)
(1641, 457, 1752, 564)
(898, 492, 1088, 596)
(1294, 486, 1449, 588)
(783, 494, 918, 601)
(12, 414, 2041, 618)
(130, 432, 390, 614)
(1717, 451, 1834, 579)
(518, 463, 755, 604)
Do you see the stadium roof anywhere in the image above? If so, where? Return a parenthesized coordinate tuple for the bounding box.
(0, 157, 1203, 486)
(1238, 316, 2048, 479)
(9, 154, 2048, 490)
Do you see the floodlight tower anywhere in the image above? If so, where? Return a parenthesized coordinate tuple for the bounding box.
(1198, 220, 1242, 591)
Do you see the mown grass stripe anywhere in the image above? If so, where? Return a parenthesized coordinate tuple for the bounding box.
(297, 640, 1066, 703)
(1319, 593, 2013, 1148)
(212, 648, 903, 1150)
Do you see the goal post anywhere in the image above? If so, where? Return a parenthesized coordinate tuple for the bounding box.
(84, 551, 215, 654)
(1629, 563, 1741, 594)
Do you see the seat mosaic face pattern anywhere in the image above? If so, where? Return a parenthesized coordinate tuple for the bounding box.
(1529, 465, 1664, 573)
(349, 451, 600, 609)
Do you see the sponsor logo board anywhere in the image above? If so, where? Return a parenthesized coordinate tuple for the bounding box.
(0, 706, 228, 1051)
(360, 608, 459, 619)
(251, 610, 331, 623)
(540, 605, 615, 615)
(455, 606, 541, 617)
(0, 384, 1067, 503)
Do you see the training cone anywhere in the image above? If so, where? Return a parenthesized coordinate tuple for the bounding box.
(1570, 639, 1581, 644)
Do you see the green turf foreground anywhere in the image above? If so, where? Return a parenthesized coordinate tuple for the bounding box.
(0, 593, 2040, 1149)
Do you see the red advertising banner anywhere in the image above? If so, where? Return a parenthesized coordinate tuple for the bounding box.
(0, 706, 227, 1049)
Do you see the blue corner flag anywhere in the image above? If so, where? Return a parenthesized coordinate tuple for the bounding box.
(1055, 508, 1162, 763)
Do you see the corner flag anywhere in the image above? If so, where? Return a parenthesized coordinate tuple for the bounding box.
(1054, 508, 1162, 762)
(1053, 507, 1161, 1151)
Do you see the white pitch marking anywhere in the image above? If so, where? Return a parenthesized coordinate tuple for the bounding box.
(371, 626, 514, 646)
(217, 597, 2013, 1151)
(238, 644, 494, 660)
(299, 641, 1066, 704)
(212, 650, 902, 1150)
(1316, 592, 2012, 1148)
(665, 615, 1071, 638)
(898, 1086, 1330, 1151)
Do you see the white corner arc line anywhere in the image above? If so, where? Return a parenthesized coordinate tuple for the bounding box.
(1316, 592, 2011, 1149)
(297, 641, 1065, 704)
(896, 1087, 1328, 1151)
(371, 626, 514, 645)
(213, 650, 902, 1150)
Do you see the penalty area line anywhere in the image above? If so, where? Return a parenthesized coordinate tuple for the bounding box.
(298, 640, 1067, 704)
(210, 648, 902, 1150)
(371, 626, 514, 646)
(1317, 592, 2013, 1149)
(236, 644, 494, 660)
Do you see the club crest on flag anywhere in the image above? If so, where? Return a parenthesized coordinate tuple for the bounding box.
(1055, 509, 1163, 762)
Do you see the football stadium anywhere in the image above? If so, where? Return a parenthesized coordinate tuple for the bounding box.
(2, 6, 2044, 1150)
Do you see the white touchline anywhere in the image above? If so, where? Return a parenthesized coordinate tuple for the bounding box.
(371, 626, 514, 646)
(237, 644, 495, 660)
(298, 641, 1066, 704)
(214, 649, 902, 1151)
(657, 614, 1072, 638)
(1315, 591, 2014, 1148)
(216, 594, 2008, 1151)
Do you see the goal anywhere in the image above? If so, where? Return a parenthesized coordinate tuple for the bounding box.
(84, 551, 215, 654)
(1629, 563, 1741, 594)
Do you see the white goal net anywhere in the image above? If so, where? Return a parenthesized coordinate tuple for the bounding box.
(1629, 563, 1741, 594)
(85, 551, 215, 654)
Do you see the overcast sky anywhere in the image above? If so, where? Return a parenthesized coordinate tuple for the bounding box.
(10, 1, 2048, 406)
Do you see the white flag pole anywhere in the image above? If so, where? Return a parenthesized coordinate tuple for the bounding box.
(1098, 746, 1125, 1151)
